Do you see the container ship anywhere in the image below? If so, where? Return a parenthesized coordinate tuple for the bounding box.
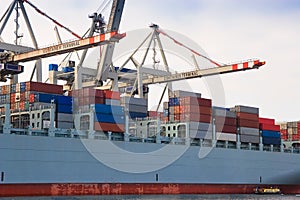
(0, 0, 300, 197)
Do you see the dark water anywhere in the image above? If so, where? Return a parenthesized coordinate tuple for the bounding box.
(0, 194, 298, 200)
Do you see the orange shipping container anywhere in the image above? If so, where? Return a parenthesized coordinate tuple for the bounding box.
(236, 112, 259, 121)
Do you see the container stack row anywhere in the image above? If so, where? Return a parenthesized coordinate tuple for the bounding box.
(121, 96, 148, 119)
(212, 107, 237, 142)
(259, 118, 281, 145)
(231, 105, 260, 144)
(0, 82, 64, 114)
(278, 121, 300, 141)
(72, 87, 125, 133)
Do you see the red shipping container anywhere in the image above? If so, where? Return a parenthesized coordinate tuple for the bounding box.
(104, 90, 120, 100)
(10, 93, 16, 103)
(29, 93, 35, 103)
(237, 118, 259, 129)
(215, 116, 236, 126)
(198, 98, 212, 107)
(280, 129, 287, 134)
(292, 135, 299, 141)
(94, 122, 125, 133)
(236, 112, 259, 121)
(259, 117, 275, 125)
(259, 123, 280, 132)
(26, 82, 63, 94)
(216, 124, 237, 134)
(148, 111, 158, 117)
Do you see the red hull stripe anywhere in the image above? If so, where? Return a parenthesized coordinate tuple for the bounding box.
(0, 183, 299, 197)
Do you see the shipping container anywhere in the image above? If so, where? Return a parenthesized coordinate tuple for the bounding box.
(57, 95, 72, 105)
(105, 99, 121, 106)
(128, 112, 147, 119)
(56, 113, 73, 122)
(236, 112, 259, 121)
(104, 90, 120, 100)
(239, 127, 259, 136)
(180, 113, 211, 123)
(57, 104, 72, 114)
(259, 117, 275, 125)
(93, 104, 124, 115)
(198, 98, 212, 107)
(49, 64, 59, 71)
(179, 96, 199, 106)
(121, 96, 147, 106)
(94, 122, 125, 133)
(212, 106, 236, 118)
(259, 123, 280, 132)
(287, 121, 298, 128)
(262, 137, 281, 145)
(237, 119, 259, 129)
(261, 130, 281, 138)
(168, 97, 180, 106)
(125, 104, 147, 113)
(240, 134, 260, 144)
(214, 116, 237, 126)
(216, 132, 237, 142)
(173, 90, 201, 98)
(25, 82, 63, 94)
(31, 93, 58, 104)
(231, 105, 259, 114)
(216, 124, 237, 134)
(95, 113, 125, 124)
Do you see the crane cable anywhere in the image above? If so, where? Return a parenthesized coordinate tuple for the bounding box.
(22, 0, 81, 39)
(156, 28, 222, 67)
(96, 0, 112, 14)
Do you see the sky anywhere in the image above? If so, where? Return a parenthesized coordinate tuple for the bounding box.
(1, 0, 300, 122)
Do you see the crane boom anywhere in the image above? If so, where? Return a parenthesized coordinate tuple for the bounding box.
(141, 60, 265, 85)
(5, 31, 125, 63)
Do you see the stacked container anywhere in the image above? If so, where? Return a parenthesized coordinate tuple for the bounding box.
(213, 106, 237, 142)
(287, 121, 300, 141)
(278, 122, 288, 141)
(231, 105, 260, 144)
(259, 117, 281, 145)
(121, 96, 148, 119)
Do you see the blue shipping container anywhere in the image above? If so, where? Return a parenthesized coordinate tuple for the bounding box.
(57, 104, 72, 114)
(129, 111, 147, 119)
(262, 137, 281, 145)
(34, 93, 58, 103)
(49, 64, 58, 71)
(95, 113, 124, 124)
(261, 130, 281, 138)
(57, 95, 72, 105)
(94, 104, 124, 115)
(168, 97, 180, 106)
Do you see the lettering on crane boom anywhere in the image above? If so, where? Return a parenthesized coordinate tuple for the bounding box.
(165, 70, 199, 81)
(42, 40, 80, 54)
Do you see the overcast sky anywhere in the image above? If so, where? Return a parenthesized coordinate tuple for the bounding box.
(1, 0, 300, 122)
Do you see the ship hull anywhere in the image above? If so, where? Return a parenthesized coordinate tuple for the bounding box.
(0, 134, 300, 196)
(0, 183, 300, 196)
